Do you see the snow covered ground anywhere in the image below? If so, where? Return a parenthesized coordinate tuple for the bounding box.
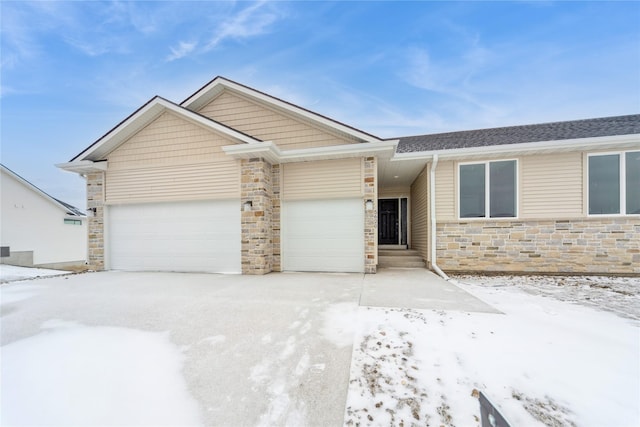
(0, 264, 69, 283)
(2, 320, 203, 425)
(1, 271, 638, 426)
(344, 276, 639, 427)
(454, 274, 640, 320)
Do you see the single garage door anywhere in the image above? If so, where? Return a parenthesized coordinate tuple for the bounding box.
(282, 198, 364, 273)
(107, 200, 241, 273)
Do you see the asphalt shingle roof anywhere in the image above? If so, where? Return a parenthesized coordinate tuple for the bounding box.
(396, 114, 640, 153)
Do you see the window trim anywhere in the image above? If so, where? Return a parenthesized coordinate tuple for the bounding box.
(587, 150, 639, 216)
(457, 159, 519, 220)
(63, 218, 83, 225)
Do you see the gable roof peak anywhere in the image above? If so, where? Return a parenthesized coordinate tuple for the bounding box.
(180, 76, 383, 143)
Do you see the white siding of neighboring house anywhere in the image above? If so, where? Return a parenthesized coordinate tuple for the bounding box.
(0, 169, 86, 266)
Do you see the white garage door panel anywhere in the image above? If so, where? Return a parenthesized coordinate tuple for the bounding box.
(283, 199, 364, 273)
(108, 200, 240, 273)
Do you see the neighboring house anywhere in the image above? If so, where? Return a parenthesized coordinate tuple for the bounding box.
(1, 164, 87, 269)
(57, 77, 640, 275)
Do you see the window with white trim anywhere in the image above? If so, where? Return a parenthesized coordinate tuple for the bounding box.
(588, 151, 640, 215)
(459, 160, 517, 218)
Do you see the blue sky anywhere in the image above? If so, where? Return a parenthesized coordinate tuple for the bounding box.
(1, 1, 639, 210)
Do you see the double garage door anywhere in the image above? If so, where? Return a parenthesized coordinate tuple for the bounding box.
(107, 198, 364, 274)
(107, 200, 241, 273)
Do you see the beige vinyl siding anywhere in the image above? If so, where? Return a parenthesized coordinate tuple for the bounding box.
(520, 153, 583, 218)
(106, 111, 240, 203)
(435, 161, 456, 220)
(282, 158, 363, 200)
(410, 165, 428, 260)
(106, 162, 239, 203)
(198, 91, 356, 150)
(108, 112, 232, 168)
(379, 186, 410, 198)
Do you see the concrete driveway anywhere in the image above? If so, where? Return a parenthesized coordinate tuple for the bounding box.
(1, 269, 495, 426)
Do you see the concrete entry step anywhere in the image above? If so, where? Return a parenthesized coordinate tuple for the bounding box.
(377, 249, 426, 269)
(378, 249, 421, 257)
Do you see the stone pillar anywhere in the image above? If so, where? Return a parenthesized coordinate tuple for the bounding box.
(86, 172, 105, 270)
(364, 157, 378, 274)
(271, 164, 281, 272)
(241, 158, 273, 275)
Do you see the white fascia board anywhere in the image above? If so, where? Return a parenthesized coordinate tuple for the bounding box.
(56, 160, 108, 173)
(73, 97, 259, 162)
(391, 133, 640, 162)
(223, 140, 398, 163)
(183, 77, 384, 143)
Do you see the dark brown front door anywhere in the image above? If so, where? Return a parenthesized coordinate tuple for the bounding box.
(378, 199, 399, 244)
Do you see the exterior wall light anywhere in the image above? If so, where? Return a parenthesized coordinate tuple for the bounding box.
(88, 207, 97, 217)
(365, 199, 374, 211)
(243, 201, 253, 212)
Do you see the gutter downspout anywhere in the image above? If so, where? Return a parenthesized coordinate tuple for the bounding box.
(429, 154, 450, 281)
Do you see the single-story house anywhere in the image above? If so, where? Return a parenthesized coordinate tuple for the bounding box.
(1, 164, 87, 269)
(57, 77, 640, 275)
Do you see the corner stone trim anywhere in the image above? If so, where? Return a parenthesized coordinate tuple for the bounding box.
(364, 157, 377, 274)
(86, 172, 105, 270)
(241, 158, 273, 275)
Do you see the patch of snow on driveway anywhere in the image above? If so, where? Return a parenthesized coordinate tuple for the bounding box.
(344, 282, 639, 427)
(0, 264, 68, 283)
(320, 302, 359, 348)
(1, 320, 203, 426)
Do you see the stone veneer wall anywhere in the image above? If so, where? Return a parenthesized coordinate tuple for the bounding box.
(436, 218, 640, 274)
(241, 158, 273, 274)
(86, 172, 105, 270)
(272, 164, 281, 272)
(364, 157, 377, 274)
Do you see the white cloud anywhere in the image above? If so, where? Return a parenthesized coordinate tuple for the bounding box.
(166, 41, 198, 62)
(204, 0, 280, 51)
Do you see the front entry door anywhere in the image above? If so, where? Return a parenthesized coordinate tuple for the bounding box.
(378, 199, 399, 244)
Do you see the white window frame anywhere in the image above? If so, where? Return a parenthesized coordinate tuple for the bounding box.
(458, 159, 518, 220)
(587, 150, 639, 216)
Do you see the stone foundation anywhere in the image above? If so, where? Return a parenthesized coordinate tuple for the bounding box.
(437, 218, 640, 275)
(86, 172, 105, 270)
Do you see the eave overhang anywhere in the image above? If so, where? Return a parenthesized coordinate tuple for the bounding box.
(56, 160, 108, 174)
(391, 133, 640, 162)
(223, 140, 398, 164)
